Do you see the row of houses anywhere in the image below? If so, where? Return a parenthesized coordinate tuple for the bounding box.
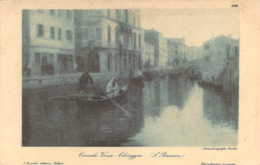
(143, 31, 191, 68)
(22, 10, 75, 76)
(22, 9, 188, 77)
(74, 10, 144, 74)
(200, 35, 239, 87)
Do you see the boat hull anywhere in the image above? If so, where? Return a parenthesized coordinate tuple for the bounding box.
(76, 89, 128, 108)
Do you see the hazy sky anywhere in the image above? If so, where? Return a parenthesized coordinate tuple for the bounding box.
(141, 8, 239, 46)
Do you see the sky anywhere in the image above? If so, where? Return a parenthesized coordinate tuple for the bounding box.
(141, 8, 240, 46)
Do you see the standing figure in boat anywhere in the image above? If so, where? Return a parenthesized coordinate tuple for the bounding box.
(106, 76, 120, 97)
(79, 72, 94, 94)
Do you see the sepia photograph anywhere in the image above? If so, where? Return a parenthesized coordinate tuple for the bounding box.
(22, 8, 239, 146)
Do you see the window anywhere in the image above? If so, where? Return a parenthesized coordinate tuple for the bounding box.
(204, 44, 209, 50)
(137, 17, 140, 27)
(49, 10, 55, 15)
(89, 28, 95, 40)
(235, 46, 239, 56)
(68, 55, 73, 63)
(124, 10, 128, 23)
(58, 28, 62, 40)
(115, 27, 120, 43)
(107, 10, 111, 17)
(205, 56, 210, 61)
(116, 10, 121, 20)
(133, 33, 136, 49)
(107, 25, 111, 43)
(88, 10, 93, 15)
(107, 54, 111, 71)
(96, 28, 102, 40)
(124, 55, 127, 69)
(226, 45, 231, 58)
(115, 53, 119, 72)
(138, 34, 141, 48)
(58, 11, 63, 17)
(50, 27, 55, 39)
(66, 10, 71, 19)
(82, 28, 88, 40)
(48, 54, 54, 64)
(41, 55, 48, 65)
(36, 24, 44, 37)
(37, 10, 44, 13)
(34, 53, 41, 64)
(93, 10, 101, 16)
(66, 30, 73, 41)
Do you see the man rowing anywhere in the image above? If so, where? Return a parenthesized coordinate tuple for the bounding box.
(78, 72, 94, 94)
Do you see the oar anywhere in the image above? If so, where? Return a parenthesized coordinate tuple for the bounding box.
(48, 93, 93, 101)
(93, 83, 131, 117)
(107, 95, 130, 117)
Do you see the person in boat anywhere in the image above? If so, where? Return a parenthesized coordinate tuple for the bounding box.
(136, 70, 144, 78)
(130, 70, 144, 88)
(106, 76, 120, 97)
(79, 72, 94, 94)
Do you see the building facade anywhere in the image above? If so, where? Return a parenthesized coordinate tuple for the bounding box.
(144, 30, 160, 66)
(185, 46, 203, 61)
(200, 35, 239, 85)
(159, 37, 168, 66)
(74, 9, 144, 74)
(202, 36, 239, 72)
(144, 29, 167, 66)
(167, 38, 186, 66)
(143, 42, 155, 67)
(22, 10, 75, 77)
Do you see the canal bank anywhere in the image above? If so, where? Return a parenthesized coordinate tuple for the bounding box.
(163, 55, 239, 101)
(145, 67, 238, 95)
(22, 72, 118, 90)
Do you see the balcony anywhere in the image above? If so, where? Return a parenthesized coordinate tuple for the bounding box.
(80, 39, 142, 52)
(80, 40, 117, 49)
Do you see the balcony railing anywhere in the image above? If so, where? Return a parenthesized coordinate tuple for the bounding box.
(81, 40, 117, 49)
(80, 39, 142, 52)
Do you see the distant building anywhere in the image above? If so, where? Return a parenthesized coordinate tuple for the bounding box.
(159, 37, 168, 66)
(201, 35, 239, 83)
(167, 38, 186, 66)
(185, 46, 203, 61)
(22, 10, 75, 77)
(143, 42, 155, 67)
(74, 9, 144, 73)
(144, 30, 167, 66)
(202, 35, 239, 63)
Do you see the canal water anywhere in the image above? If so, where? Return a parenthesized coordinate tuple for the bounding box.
(23, 76, 238, 146)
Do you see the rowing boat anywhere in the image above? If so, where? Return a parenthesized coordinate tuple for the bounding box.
(49, 85, 128, 106)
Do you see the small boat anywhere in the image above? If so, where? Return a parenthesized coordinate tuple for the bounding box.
(49, 85, 128, 106)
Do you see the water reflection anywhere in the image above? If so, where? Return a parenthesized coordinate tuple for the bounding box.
(23, 77, 238, 146)
(203, 89, 238, 129)
(125, 82, 237, 146)
(167, 78, 194, 109)
(23, 84, 144, 146)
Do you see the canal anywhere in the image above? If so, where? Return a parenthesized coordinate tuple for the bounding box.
(22, 76, 238, 146)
